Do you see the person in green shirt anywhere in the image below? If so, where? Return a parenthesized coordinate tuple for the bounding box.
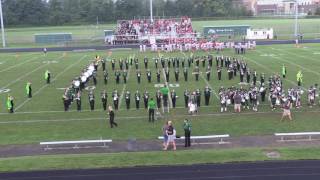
(160, 85, 169, 107)
(148, 98, 156, 123)
(26, 82, 32, 98)
(282, 64, 286, 78)
(297, 70, 303, 86)
(183, 119, 192, 147)
(45, 70, 51, 84)
(7, 95, 14, 113)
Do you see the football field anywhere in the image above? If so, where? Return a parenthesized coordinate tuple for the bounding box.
(1, 44, 320, 145)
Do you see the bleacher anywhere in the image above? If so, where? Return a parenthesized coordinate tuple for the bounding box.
(113, 17, 197, 44)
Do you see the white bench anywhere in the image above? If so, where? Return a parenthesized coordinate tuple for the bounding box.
(40, 139, 112, 150)
(275, 132, 320, 142)
(158, 134, 230, 145)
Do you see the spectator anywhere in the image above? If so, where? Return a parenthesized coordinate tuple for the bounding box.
(164, 121, 176, 151)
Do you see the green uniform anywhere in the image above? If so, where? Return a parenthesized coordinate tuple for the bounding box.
(160, 87, 169, 95)
(148, 99, 156, 122)
(282, 65, 286, 78)
(296, 71, 303, 86)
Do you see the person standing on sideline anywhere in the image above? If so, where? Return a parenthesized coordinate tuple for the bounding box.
(183, 119, 191, 147)
(282, 64, 286, 78)
(45, 70, 51, 84)
(26, 82, 32, 98)
(148, 98, 156, 122)
(297, 70, 303, 86)
(108, 106, 118, 128)
(162, 121, 168, 149)
(164, 121, 176, 151)
(7, 95, 14, 113)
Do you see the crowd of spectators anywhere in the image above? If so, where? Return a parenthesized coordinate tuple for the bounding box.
(114, 17, 195, 44)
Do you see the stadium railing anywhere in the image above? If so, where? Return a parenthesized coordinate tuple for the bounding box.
(40, 139, 112, 150)
(275, 132, 320, 142)
(158, 134, 230, 145)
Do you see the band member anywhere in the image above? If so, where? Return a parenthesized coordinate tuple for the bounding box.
(101, 58, 106, 71)
(246, 68, 251, 84)
(143, 90, 149, 109)
(206, 65, 211, 81)
(174, 68, 179, 82)
(111, 59, 115, 71)
(204, 86, 211, 106)
(88, 90, 95, 111)
(196, 89, 201, 107)
(115, 70, 121, 84)
(144, 56, 148, 69)
(156, 69, 161, 83)
(156, 90, 162, 108)
(135, 90, 141, 109)
(253, 70, 257, 86)
(101, 90, 107, 111)
(112, 90, 119, 110)
(171, 89, 177, 108)
(103, 70, 108, 85)
(184, 89, 189, 108)
(75, 91, 81, 111)
(136, 70, 141, 84)
(146, 69, 152, 83)
(122, 70, 128, 84)
(125, 91, 131, 110)
(194, 66, 200, 81)
(217, 66, 222, 80)
(183, 67, 188, 81)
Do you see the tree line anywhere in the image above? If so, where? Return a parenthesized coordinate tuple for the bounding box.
(2, 0, 252, 26)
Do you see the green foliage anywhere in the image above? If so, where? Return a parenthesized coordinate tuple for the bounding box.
(2, 0, 252, 26)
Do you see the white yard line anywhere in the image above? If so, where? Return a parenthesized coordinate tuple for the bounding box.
(15, 55, 88, 111)
(162, 68, 173, 109)
(118, 65, 132, 109)
(243, 55, 307, 91)
(0, 55, 41, 73)
(0, 110, 319, 124)
(0, 56, 63, 89)
(258, 48, 320, 76)
(181, 52, 219, 99)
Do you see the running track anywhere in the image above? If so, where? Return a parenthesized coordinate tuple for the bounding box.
(1, 160, 320, 180)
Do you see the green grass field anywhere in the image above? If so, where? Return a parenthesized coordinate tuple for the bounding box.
(1, 43, 320, 145)
(2, 18, 320, 47)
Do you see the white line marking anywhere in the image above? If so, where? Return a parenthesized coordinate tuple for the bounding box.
(118, 64, 132, 109)
(0, 55, 41, 73)
(258, 48, 320, 76)
(181, 52, 219, 99)
(242, 55, 307, 91)
(15, 55, 87, 111)
(0, 110, 319, 124)
(162, 68, 173, 109)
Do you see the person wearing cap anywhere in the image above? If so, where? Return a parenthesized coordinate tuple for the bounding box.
(183, 119, 192, 147)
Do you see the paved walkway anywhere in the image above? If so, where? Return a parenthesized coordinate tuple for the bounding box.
(1, 135, 320, 158)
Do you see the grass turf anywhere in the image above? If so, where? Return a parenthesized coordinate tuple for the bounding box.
(2, 18, 320, 47)
(0, 44, 320, 145)
(0, 147, 320, 172)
